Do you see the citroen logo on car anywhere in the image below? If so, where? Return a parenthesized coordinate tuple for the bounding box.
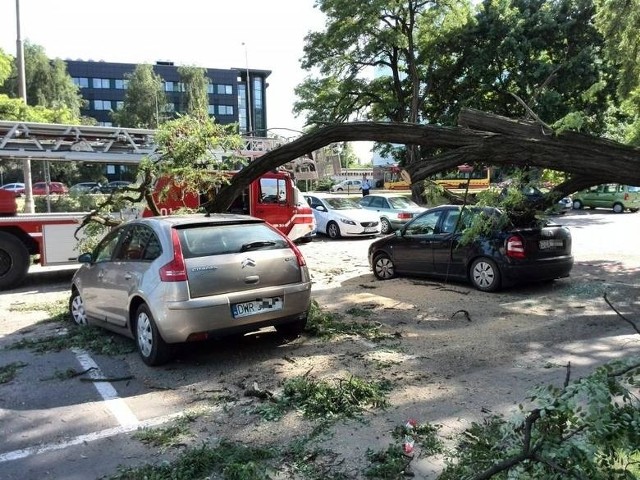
(241, 258, 256, 268)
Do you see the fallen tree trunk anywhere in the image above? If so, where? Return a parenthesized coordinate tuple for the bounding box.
(208, 109, 640, 212)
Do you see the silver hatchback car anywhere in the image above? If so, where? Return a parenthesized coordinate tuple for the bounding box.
(69, 214, 312, 365)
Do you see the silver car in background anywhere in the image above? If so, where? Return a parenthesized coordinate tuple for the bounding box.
(69, 214, 312, 366)
(358, 193, 426, 234)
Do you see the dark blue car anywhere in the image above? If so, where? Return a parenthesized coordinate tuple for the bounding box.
(368, 205, 573, 292)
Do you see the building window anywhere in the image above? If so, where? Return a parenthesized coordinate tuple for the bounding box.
(94, 100, 112, 110)
(92, 78, 110, 89)
(208, 105, 216, 115)
(73, 77, 89, 88)
(99, 121, 113, 127)
(216, 84, 233, 95)
(164, 81, 174, 92)
(115, 79, 128, 89)
(116, 101, 124, 110)
(218, 105, 234, 115)
(207, 84, 214, 94)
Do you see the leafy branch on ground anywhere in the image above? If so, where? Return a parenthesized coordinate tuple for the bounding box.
(109, 441, 277, 480)
(254, 373, 392, 422)
(9, 298, 69, 323)
(133, 411, 203, 449)
(439, 293, 640, 479)
(305, 300, 394, 341)
(8, 323, 135, 356)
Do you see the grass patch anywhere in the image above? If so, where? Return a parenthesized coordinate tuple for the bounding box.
(109, 441, 277, 480)
(9, 298, 70, 323)
(255, 374, 392, 422)
(364, 445, 413, 479)
(133, 412, 200, 449)
(8, 323, 135, 356)
(0, 361, 28, 384)
(306, 301, 392, 341)
(345, 306, 373, 318)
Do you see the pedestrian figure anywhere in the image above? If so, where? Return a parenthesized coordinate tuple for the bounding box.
(362, 176, 371, 196)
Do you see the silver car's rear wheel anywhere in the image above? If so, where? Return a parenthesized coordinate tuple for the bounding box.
(380, 218, 392, 234)
(373, 253, 396, 280)
(572, 200, 582, 210)
(470, 258, 501, 292)
(69, 289, 88, 326)
(135, 303, 171, 366)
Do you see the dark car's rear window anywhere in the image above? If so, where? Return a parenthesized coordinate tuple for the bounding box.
(177, 223, 289, 258)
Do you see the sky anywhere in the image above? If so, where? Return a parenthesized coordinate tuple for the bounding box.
(0, 0, 326, 136)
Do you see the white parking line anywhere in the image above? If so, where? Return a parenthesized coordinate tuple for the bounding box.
(72, 348, 139, 427)
(0, 411, 183, 463)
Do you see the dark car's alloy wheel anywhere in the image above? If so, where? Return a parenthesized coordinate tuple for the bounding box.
(135, 303, 171, 366)
(373, 253, 396, 280)
(572, 200, 583, 210)
(327, 221, 341, 239)
(470, 257, 501, 292)
(69, 290, 88, 326)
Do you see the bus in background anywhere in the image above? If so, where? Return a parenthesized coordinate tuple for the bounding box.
(382, 164, 491, 194)
(432, 164, 491, 194)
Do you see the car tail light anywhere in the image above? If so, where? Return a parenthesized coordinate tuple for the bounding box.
(506, 235, 526, 259)
(624, 193, 629, 200)
(397, 212, 413, 220)
(159, 229, 188, 282)
(287, 238, 307, 267)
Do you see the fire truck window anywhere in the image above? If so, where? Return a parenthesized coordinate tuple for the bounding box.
(259, 178, 285, 204)
(229, 188, 250, 214)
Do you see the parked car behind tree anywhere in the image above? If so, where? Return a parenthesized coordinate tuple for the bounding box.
(572, 184, 640, 213)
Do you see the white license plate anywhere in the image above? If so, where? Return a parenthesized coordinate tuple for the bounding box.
(364, 227, 378, 233)
(539, 239, 564, 249)
(232, 297, 283, 318)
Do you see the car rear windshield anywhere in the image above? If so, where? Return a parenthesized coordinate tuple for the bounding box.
(177, 223, 289, 258)
(628, 186, 640, 193)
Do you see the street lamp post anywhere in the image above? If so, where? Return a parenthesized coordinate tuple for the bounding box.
(15, 0, 34, 213)
(242, 42, 253, 136)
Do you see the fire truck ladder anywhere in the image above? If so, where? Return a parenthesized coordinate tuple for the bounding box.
(0, 120, 317, 178)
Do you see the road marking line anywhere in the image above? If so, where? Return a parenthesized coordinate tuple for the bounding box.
(0, 411, 183, 463)
(72, 348, 139, 427)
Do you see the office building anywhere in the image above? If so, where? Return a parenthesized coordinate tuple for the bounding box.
(65, 59, 270, 135)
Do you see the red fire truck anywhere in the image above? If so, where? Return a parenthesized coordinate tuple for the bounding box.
(147, 169, 315, 242)
(0, 121, 317, 290)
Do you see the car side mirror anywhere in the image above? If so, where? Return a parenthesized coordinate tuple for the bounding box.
(315, 205, 327, 212)
(77, 252, 93, 264)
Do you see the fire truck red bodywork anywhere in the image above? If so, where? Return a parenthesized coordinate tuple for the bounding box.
(145, 170, 316, 242)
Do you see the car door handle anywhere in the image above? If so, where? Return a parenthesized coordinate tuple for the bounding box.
(124, 273, 132, 280)
(245, 275, 259, 284)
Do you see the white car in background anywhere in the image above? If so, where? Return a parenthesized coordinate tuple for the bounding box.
(304, 194, 381, 239)
(330, 179, 363, 193)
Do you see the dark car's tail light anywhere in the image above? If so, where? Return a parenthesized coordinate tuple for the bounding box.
(159, 229, 188, 282)
(506, 235, 526, 259)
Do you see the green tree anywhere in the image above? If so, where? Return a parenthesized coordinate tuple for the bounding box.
(0, 42, 82, 118)
(0, 48, 11, 85)
(112, 64, 168, 128)
(445, 0, 617, 135)
(178, 65, 209, 117)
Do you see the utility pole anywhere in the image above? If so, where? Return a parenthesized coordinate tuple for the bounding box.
(16, 0, 34, 213)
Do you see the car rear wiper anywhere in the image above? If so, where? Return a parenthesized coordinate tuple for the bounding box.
(240, 241, 277, 252)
